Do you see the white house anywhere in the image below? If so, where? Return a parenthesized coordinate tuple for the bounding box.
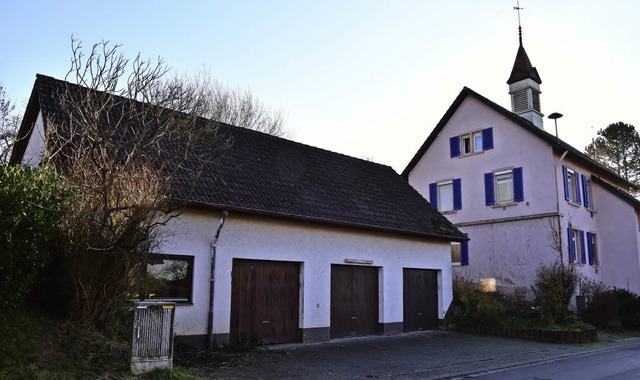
(10, 74, 466, 348)
(402, 34, 640, 300)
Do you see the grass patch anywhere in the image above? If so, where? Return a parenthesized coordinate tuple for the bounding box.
(0, 307, 201, 379)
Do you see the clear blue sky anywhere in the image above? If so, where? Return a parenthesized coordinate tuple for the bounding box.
(1, 1, 638, 172)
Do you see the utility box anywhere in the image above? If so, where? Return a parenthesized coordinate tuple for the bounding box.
(130, 301, 176, 375)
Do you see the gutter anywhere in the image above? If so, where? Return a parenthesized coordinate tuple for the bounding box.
(207, 209, 228, 350)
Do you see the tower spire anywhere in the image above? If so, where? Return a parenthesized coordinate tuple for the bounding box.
(514, 0, 523, 46)
(508, 0, 544, 129)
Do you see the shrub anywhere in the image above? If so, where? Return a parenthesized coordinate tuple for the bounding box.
(532, 263, 578, 324)
(583, 287, 640, 330)
(449, 275, 506, 327)
(0, 165, 67, 309)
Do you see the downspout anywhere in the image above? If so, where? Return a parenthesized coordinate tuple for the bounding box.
(555, 151, 569, 267)
(207, 210, 228, 350)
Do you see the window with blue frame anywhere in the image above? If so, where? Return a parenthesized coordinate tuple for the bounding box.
(429, 179, 462, 212)
(562, 166, 586, 206)
(484, 167, 524, 206)
(567, 228, 586, 265)
(582, 174, 593, 209)
(450, 128, 494, 158)
(451, 236, 469, 266)
(586, 232, 599, 265)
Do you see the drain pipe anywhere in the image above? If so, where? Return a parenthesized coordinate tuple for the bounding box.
(207, 210, 228, 350)
(555, 151, 569, 266)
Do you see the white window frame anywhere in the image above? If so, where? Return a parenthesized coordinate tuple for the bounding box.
(590, 232, 599, 266)
(460, 130, 483, 155)
(473, 131, 483, 153)
(570, 228, 582, 264)
(566, 168, 577, 203)
(584, 177, 594, 210)
(461, 133, 472, 155)
(437, 180, 454, 212)
(495, 169, 514, 204)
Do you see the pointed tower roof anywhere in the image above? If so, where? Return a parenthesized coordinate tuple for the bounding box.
(507, 35, 542, 84)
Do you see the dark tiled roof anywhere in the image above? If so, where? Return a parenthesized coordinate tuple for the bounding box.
(401, 87, 637, 192)
(12, 74, 465, 242)
(592, 176, 640, 211)
(507, 44, 542, 85)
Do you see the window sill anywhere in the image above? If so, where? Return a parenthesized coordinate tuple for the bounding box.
(492, 202, 518, 209)
(441, 210, 458, 215)
(458, 150, 485, 158)
(452, 262, 462, 266)
(567, 201, 581, 208)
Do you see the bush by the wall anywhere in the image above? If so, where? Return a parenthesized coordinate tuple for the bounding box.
(583, 287, 640, 330)
(0, 165, 67, 309)
(532, 262, 578, 324)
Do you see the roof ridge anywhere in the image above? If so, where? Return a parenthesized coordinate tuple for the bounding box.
(402, 86, 637, 190)
(35, 74, 395, 173)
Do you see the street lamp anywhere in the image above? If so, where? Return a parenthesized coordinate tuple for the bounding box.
(548, 112, 563, 139)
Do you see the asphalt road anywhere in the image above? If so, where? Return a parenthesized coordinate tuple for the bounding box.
(466, 344, 640, 380)
(179, 331, 640, 379)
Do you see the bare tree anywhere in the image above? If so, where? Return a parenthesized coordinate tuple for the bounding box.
(159, 69, 288, 137)
(41, 38, 232, 327)
(0, 84, 20, 164)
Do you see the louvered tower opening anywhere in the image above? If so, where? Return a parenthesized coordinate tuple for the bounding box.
(512, 89, 529, 113)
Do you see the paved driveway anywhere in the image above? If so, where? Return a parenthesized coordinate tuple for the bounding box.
(177, 331, 640, 379)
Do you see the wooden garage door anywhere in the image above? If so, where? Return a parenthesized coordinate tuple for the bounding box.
(330, 264, 379, 339)
(230, 259, 301, 344)
(403, 268, 439, 331)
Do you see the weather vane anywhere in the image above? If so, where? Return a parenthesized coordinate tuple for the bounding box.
(514, 0, 524, 45)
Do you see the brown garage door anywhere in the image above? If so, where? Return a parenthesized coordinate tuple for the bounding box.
(403, 268, 439, 331)
(330, 264, 379, 339)
(230, 259, 301, 344)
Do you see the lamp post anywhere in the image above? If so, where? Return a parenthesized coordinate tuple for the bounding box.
(548, 112, 563, 138)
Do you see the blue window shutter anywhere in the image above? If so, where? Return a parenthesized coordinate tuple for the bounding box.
(461, 233, 469, 265)
(567, 227, 576, 263)
(453, 178, 462, 210)
(562, 166, 570, 201)
(450, 136, 460, 158)
(482, 128, 494, 150)
(484, 172, 495, 206)
(582, 175, 590, 208)
(513, 167, 524, 202)
(586, 232, 595, 265)
(429, 182, 438, 209)
(579, 230, 586, 264)
(575, 171, 582, 205)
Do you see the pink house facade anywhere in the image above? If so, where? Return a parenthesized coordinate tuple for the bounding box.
(403, 37, 640, 299)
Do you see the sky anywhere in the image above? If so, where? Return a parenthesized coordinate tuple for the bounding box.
(1, 1, 639, 172)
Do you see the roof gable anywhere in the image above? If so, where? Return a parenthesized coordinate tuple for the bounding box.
(402, 87, 636, 191)
(12, 74, 465, 242)
(592, 176, 640, 211)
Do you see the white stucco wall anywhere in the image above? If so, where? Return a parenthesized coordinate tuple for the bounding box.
(22, 112, 46, 166)
(590, 184, 640, 294)
(157, 209, 454, 337)
(407, 96, 640, 296)
(453, 217, 560, 294)
(408, 96, 558, 226)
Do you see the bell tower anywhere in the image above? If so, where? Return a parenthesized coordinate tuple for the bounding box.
(507, 2, 544, 129)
